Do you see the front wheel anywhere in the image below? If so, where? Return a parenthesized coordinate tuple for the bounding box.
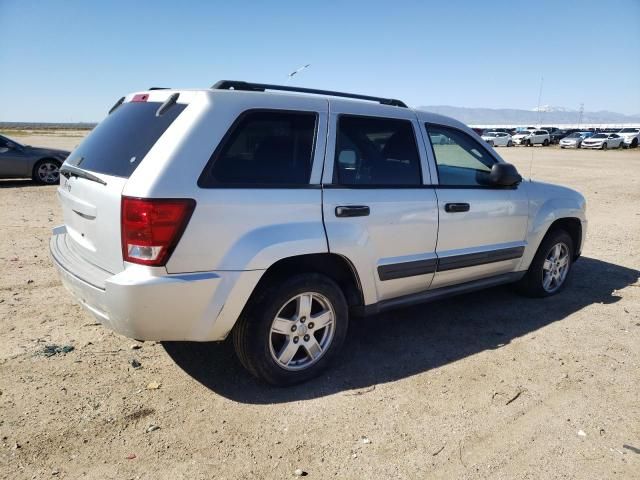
(233, 273, 348, 385)
(507, 140, 513, 147)
(602, 142, 608, 150)
(516, 230, 574, 298)
(32, 159, 61, 185)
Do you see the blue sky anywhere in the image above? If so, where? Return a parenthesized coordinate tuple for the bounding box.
(1, 0, 639, 122)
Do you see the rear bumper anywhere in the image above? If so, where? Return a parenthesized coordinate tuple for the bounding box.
(50, 227, 263, 341)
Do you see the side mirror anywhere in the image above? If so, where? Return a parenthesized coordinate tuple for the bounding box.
(490, 162, 522, 187)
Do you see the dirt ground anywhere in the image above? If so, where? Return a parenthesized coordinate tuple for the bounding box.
(1, 132, 639, 479)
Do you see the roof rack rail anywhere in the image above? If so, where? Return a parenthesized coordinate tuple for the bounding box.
(211, 80, 407, 108)
(148, 87, 171, 90)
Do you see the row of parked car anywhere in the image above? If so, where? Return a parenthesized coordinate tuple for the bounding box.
(476, 126, 639, 149)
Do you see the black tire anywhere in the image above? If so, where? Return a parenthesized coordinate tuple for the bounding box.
(507, 140, 513, 147)
(602, 142, 608, 150)
(543, 139, 549, 146)
(32, 158, 61, 185)
(631, 138, 638, 148)
(233, 273, 349, 386)
(516, 229, 574, 298)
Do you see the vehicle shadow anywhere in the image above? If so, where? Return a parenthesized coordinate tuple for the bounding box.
(163, 257, 639, 404)
(0, 179, 44, 188)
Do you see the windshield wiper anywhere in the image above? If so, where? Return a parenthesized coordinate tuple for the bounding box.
(60, 164, 107, 186)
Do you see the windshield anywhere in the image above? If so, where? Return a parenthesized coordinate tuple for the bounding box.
(619, 128, 639, 133)
(0, 134, 24, 148)
(483, 132, 497, 136)
(591, 134, 607, 139)
(566, 133, 581, 138)
(64, 101, 186, 178)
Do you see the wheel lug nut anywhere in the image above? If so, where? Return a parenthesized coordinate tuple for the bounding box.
(300, 317, 306, 323)
(308, 322, 314, 329)
(293, 337, 299, 344)
(303, 334, 310, 342)
(291, 325, 297, 332)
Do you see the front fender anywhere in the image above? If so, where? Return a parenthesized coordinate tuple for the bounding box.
(519, 182, 587, 270)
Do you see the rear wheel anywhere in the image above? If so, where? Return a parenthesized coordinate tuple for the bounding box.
(543, 139, 549, 146)
(507, 140, 513, 147)
(516, 230, 574, 298)
(32, 159, 61, 185)
(233, 273, 348, 385)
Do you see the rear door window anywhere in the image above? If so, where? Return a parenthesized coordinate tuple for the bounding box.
(65, 101, 186, 178)
(333, 115, 422, 186)
(200, 110, 317, 187)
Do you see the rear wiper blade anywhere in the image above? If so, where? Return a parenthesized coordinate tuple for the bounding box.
(60, 164, 107, 186)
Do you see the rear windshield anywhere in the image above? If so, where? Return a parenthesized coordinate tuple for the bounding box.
(64, 101, 186, 178)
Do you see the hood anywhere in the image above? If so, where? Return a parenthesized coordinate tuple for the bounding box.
(513, 133, 530, 138)
(529, 180, 586, 206)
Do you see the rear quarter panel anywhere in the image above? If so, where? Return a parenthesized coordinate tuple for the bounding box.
(121, 90, 330, 273)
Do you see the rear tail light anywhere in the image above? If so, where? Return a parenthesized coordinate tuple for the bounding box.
(121, 197, 195, 266)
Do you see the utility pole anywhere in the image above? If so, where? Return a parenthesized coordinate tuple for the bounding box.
(578, 103, 584, 128)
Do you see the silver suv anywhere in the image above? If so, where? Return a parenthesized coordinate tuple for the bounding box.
(51, 81, 587, 385)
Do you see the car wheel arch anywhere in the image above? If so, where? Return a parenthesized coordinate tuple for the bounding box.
(247, 253, 365, 311)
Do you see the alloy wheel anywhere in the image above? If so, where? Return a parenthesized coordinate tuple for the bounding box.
(542, 242, 570, 293)
(268, 292, 336, 371)
(37, 161, 60, 184)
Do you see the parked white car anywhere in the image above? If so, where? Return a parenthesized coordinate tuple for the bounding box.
(617, 127, 639, 148)
(559, 132, 593, 149)
(512, 129, 550, 146)
(50, 81, 587, 385)
(581, 133, 624, 150)
(481, 131, 513, 147)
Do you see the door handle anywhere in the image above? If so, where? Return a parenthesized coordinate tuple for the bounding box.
(444, 203, 470, 213)
(335, 205, 370, 217)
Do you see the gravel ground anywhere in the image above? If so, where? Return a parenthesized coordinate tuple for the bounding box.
(1, 133, 639, 479)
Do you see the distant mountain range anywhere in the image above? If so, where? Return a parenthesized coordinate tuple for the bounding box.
(418, 106, 640, 126)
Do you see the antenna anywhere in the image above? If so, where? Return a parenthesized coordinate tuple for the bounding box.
(530, 75, 544, 179)
(536, 76, 544, 126)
